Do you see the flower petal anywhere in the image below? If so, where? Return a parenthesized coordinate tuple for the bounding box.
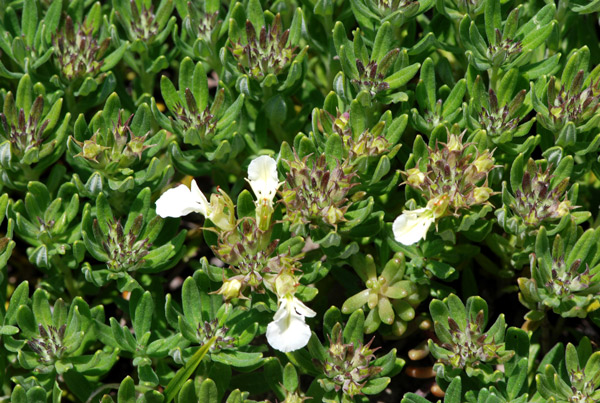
(292, 297, 317, 318)
(247, 155, 280, 201)
(190, 180, 210, 216)
(266, 311, 312, 353)
(155, 182, 208, 218)
(266, 296, 315, 352)
(392, 208, 434, 245)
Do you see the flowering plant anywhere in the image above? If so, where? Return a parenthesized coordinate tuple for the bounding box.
(3, 0, 600, 402)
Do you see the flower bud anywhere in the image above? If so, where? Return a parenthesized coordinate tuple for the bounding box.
(473, 187, 492, 203)
(406, 168, 425, 187)
(275, 270, 298, 297)
(208, 189, 237, 232)
(474, 153, 494, 173)
(557, 201, 571, 217)
(427, 195, 450, 218)
(79, 139, 109, 162)
(217, 278, 243, 300)
(446, 134, 461, 151)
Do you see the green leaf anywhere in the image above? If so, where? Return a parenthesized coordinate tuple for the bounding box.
(16, 74, 33, 117)
(372, 22, 393, 64)
(401, 394, 430, 403)
(96, 193, 114, 235)
(22, 0, 38, 48)
(385, 63, 420, 90)
(118, 376, 136, 403)
(44, 0, 63, 44)
(164, 338, 215, 402)
(442, 79, 466, 118)
(550, 155, 573, 189)
(446, 294, 467, 331)
(192, 61, 209, 111)
(146, 55, 169, 74)
(16, 305, 37, 339)
(132, 291, 153, 338)
(444, 377, 462, 402)
(343, 309, 364, 345)
(510, 153, 524, 193)
(246, 0, 265, 31)
(237, 189, 256, 219)
(178, 380, 197, 402)
(420, 58, 436, 111)
(182, 277, 203, 326)
(289, 8, 303, 46)
(324, 133, 344, 169)
(101, 42, 128, 72)
(283, 362, 299, 392)
(484, 0, 501, 45)
(161, 75, 181, 113)
(32, 288, 52, 327)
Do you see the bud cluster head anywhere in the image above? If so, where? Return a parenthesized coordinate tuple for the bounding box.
(545, 258, 592, 298)
(213, 219, 299, 293)
(130, 1, 160, 42)
(487, 29, 523, 68)
(53, 16, 110, 81)
(318, 325, 382, 398)
(197, 319, 235, 352)
(0, 94, 49, 158)
(27, 324, 67, 364)
(230, 14, 296, 79)
(281, 153, 358, 232)
(95, 215, 151, 273)
(479, 89, 526, 139)
(568, 367, 597, 403)
(542, 72, 600, 132)
(174, 88, 222, 144)
(404, 133, 495, 216)
(189, 7, 220, 40)
(511, 159, 572, 226)
(73, 113, 152, 171)
(323, 109, 390, 161)
(440, 312, 506, 369)
(520, 255, 599, 319)
(373, 0, 419, 16)
(351, 49, 399, 97)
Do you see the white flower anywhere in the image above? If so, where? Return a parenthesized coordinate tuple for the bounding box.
(392, 207, 435, 245)
(247, 156, 281, 203)
(155, 180, 209, 218)
(155, 180, 236, 231)
(266, 295, 316, 353)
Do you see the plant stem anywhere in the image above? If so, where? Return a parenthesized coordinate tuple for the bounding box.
(489, 66, 499, 93)
(51, 255, 78, 298)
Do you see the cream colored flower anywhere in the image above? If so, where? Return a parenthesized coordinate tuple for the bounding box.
(155, 180, 209, 218)
(155, 180, 236, 231)
(392, 207, 435, 245)
(266, 295, 316, 353)
(247, 156, 282, 203)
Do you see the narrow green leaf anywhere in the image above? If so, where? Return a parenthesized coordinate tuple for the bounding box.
(164, 338, 215, 402)
(132, 291, 153, 338)
(22, 0, 38, 48)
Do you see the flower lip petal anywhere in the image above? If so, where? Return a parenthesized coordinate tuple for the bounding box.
(155, 181, 209, 218)
(247, 155, 281, 202)
(266, 295, 314, 353)
(266, 312, 312, 353)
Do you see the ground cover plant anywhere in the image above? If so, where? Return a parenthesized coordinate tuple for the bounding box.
(1, 0, 600, 401)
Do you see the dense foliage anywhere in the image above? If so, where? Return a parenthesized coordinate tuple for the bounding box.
(1, 0, 600, 401)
